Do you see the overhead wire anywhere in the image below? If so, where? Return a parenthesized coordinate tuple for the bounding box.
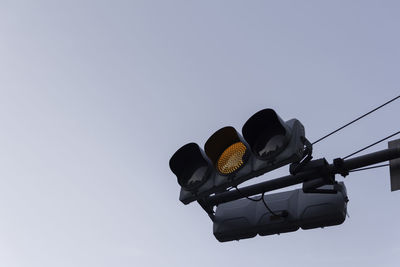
(312, 94, 400, 145)
(343, 130, 400, 159)
(349, 164, 390, 173)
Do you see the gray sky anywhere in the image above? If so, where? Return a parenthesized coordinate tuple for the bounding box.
(1, 1, 400, 266)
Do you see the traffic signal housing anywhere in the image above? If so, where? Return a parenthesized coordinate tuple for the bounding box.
(213, 182, 348, 242)
(169, 109, 307, 204)
(169, 143, 212, 192)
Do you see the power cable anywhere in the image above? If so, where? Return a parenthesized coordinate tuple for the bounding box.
(233, 186, 283, 217)
(312, 94, 400, 145)
(260, 192, 287, 218)
(233, 185, 263, 202)
(349, 164, 390, 173)
(343, 130, 400, 159)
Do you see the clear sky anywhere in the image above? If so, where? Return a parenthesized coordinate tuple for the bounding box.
(1, 1, 400, 266)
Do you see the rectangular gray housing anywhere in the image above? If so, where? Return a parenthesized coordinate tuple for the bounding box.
(213, 182, 348, 242)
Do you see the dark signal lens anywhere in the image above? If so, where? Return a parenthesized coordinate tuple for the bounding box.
(242, 109, 289, 159)
(169, 143, 210, 191)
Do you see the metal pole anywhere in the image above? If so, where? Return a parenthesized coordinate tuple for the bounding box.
(338, 147, 400, 171)
(205, 147, 400, 207)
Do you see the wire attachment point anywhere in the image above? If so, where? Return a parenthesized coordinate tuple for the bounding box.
(290, 137, 313, 175)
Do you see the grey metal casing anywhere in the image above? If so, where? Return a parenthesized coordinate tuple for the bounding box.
(213, 182, 348, 242)
(179, 119, 305, 204)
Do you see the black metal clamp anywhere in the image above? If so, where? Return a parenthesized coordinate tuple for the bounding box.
(333, 158, 349, 177)
(290, 137, 313, 175)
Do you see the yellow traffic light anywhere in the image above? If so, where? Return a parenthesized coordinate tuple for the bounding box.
(217, 142, 247, 174)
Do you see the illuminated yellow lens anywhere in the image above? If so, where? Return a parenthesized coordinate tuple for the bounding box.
(217, 142, 247, 174)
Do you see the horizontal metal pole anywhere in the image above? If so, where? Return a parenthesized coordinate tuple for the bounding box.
(339, 147, 400, 171)
(205, 147, 400, 207)
(205, 170, 319, 206)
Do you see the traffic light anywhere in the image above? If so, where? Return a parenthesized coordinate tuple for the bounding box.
(213, 182, 348, 242)
(169, 109, 308, 204)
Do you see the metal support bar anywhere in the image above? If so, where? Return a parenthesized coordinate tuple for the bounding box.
(336, 147, 400, 171)
(197, 199, 215, 221)
(205, 147, 400, 207)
